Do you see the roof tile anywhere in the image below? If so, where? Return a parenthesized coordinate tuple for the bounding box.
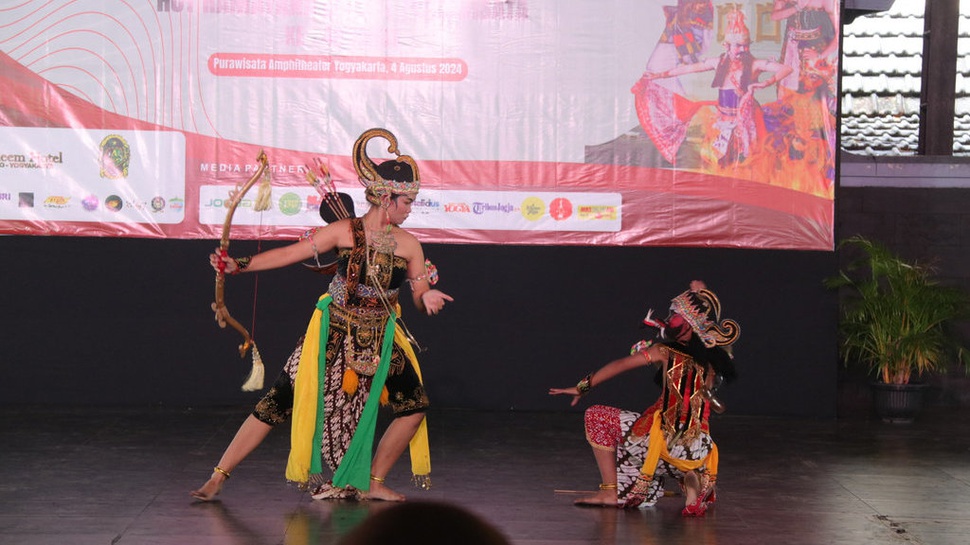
(840, 4, 969, 156)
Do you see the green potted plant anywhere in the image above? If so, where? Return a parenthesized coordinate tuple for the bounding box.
(826, 235, 970, 422)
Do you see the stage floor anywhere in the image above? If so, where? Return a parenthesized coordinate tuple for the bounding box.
(1, 404, 968, 545)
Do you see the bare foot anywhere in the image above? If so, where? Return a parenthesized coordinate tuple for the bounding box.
(574, 489, 618, 507)
(190, 474, 225, 501)
(360, 481, 406, 502)
(683, 470, 700, 505)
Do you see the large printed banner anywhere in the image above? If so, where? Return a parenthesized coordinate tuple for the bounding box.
(0, 1, 837, 249)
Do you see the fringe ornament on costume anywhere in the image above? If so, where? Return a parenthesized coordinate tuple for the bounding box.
(342, 368, 359, 396)
(241, 345, 265, 391)
(307, 472, 328, 491)
(411, 474, 432, 490)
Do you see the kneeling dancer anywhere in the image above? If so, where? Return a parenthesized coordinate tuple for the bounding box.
(549, 280, 739, 516)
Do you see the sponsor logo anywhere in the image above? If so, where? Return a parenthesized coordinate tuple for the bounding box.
(549, 198, 573, 221)
(105, 195, 123, 212)
(306, 194, 322, 212)
(169, 197, 184, 212)
(204, 198, 255, 209)
(151, 196, 166, 212)
(412, 197, 440, 212)
(520, 197, 544, 221)
(19, 193, 34, 207)
(577, 205, 618, 221)
(444, 202, 470, 213)
(99, 134, 130, 179)
(43, 196, 70, 209)
(0, 192, 10, 202)
(278, 192, 303, 216)
(0, 152, 63, 169)
(82, 195, 99, 211)
(472, 201, 515, 215)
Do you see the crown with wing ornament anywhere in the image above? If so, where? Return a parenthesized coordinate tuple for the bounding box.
(352, 128, 420, 206)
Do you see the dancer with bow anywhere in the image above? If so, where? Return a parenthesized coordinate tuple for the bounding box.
(192, 128, 452, 502)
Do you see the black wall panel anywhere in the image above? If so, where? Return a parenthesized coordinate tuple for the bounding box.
(0, 235, 838, 417)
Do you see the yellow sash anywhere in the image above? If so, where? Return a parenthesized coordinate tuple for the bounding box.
(285, 295, 430, 487)
(639, 410, 718, 479)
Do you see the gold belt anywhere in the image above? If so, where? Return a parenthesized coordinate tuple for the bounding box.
(329, 302, 390, 377)
(329, 301, 389, 327)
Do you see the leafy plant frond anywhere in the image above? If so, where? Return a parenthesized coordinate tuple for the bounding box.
(827, 236, 970, 384)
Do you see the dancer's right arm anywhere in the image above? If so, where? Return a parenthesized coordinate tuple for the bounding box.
(548, 350, 658, 406)
(210, 219, 349, 274)
(584, 351, 658, 389)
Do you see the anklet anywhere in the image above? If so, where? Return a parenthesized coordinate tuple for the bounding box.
(370, 474, 385, 484)
(213, 466, 232, 479)
(599, 483, 617, 490)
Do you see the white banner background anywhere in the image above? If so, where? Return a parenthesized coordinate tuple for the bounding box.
(0, 0, 836, 249)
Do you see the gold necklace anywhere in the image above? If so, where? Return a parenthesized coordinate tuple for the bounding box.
(365, 224, 397, 286)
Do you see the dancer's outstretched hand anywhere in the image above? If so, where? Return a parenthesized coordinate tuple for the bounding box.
(547, 387, 582, 406)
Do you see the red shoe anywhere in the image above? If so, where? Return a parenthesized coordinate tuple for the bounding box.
(680, 485, 715, 517)
(705, 486, 717, 504)
(681, 501, 707, 517)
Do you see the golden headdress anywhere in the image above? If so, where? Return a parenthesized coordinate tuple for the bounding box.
(352, 128, 420, 206)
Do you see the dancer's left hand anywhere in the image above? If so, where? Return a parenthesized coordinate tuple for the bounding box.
(421, 289, 453, 315)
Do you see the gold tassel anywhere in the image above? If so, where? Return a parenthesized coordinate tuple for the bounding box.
(240, 168, 269, 393)
(342, 368, 359, 396)
(380, 386, 389, 406)
(411, 474, 432, 490)
(241, 345, 265, 392)
(253, 169, 272, 211)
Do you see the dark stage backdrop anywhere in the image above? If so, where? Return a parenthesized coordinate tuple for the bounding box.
(0, 236, 838, 417)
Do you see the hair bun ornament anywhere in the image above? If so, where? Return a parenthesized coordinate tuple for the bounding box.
(352, 128, 421, 205)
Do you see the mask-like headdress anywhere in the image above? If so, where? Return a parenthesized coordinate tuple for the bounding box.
(801, 56, 835, 80)
(722, 8, 750, 45)
(669, 287, 740, 348)
(353, 128, 420, 206)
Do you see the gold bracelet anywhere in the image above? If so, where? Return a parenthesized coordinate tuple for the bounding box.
(370, 474, 385, 484)
(213, 466, 231, 479)
(599, 483, 618, 490)
(576, 373, 593, 396)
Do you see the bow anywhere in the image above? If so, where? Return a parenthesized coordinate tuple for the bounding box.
(211, 150, 271, 391)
